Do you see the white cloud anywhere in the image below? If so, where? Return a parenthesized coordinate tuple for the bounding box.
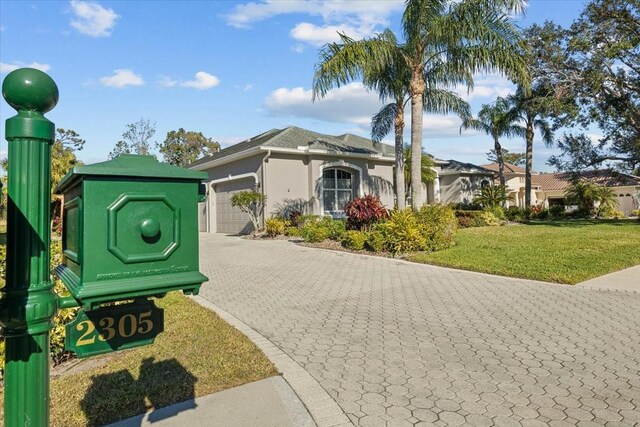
(158, 75, 178, 88)
(0, 62, 51, 74)
(180, 71, 220, 90)
(455, 74, 515, 101)
(70, 0, 119, 37)
(291, 43, 305, 53)
(99, 69, 144, 88)
(227, 0, 404, 45)
(243, 84, 253, 92)
(265, 83, 382, 125)
(290, 22, 370, 46)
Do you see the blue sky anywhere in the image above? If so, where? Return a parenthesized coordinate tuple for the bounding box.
(1, 1, 589, 171)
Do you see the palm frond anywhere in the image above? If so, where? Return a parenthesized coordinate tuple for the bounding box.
(371, 103, 398, 143)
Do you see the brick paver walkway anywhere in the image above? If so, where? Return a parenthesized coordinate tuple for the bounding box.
(198, 234, 640, 426)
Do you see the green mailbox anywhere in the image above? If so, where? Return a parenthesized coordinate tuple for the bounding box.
(55, 154, 209, 309)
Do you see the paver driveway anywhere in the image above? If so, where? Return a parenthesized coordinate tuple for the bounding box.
(198, 234, 640, 426)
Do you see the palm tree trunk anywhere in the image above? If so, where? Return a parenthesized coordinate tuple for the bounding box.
(494, 138, 506, 187)
(410, 69, 425, 209)
(394, 101, 406, 210)
(525, 121, 534, 208)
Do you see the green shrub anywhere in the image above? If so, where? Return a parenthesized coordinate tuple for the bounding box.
(480, 211, 500, 226)
(300, 223, 329, 243)
(319, 217, 346, 240)
(284, 226, 301, 237)
(342, 230, 368, 250)
(505, 206, 526, 222)
(265, 217, 286, 237)
(366, 226, 387, 252)
(482, 205, 505, 220)
(455, 210, 486, 228)
(380, 209, 427, 254)
(298, 214, 321, 227)
(417, 204, 457, 251)
(549, 205, 565, 218)
(632, 209, 640, 217)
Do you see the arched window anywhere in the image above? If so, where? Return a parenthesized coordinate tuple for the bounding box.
(323, 168, 353, 214)
(481, 179, 491, 188)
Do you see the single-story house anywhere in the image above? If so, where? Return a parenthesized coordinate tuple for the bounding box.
(536, 170, 640, 215)
(482, 162, 640, 215)
(191, 126, 496, 234)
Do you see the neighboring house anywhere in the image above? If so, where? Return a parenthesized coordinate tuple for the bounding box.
(480, 162, 544, 207)
(190, 126, 498, 234)
(536, 170, 640, 216)
(437, 160, 496, 205)
(190, 126, 396, 234)
(482, 162, 640, 215)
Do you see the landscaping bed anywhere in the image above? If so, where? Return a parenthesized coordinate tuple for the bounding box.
(0, 293, 277, 427)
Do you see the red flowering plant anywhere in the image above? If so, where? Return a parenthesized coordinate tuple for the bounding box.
(344, 195, 389, 231)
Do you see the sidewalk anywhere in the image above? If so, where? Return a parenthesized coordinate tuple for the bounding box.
(107, 376, 316, 427)
(576, 264, 640, 292)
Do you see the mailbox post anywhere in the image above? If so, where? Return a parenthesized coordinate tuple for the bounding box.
(0, 69, 59, 427)
(0, 69, 209, 427)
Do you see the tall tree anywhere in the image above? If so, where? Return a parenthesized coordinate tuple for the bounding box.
(487, 149, 525, 166)
(313, 30, 469, 209)
(401, 0, 529, 208)
(403, 145, 436, 203)
(109, 118, 156, 159)
(461, 97, 524, 185)
(506, 86, 554, 207)
(527, 1, 639, 173)
(158, 128, 220, 167)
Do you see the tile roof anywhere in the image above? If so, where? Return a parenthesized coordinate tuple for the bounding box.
(480, 162, 528, 174)
(537, 170, 640, 190)
(190, 126, 394, 167)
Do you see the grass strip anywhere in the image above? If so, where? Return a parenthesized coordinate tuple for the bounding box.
(0, 292, 277, 427)
(408, 219, 640, 284)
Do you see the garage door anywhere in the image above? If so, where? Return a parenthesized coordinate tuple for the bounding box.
(214, 178, 256, 234)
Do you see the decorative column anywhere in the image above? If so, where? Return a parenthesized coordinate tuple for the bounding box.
(0, 68, 59, 427)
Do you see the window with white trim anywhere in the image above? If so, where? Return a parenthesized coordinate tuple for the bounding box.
(323, 168, 353, 214)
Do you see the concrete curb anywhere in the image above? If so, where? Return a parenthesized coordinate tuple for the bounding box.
(192, 296, 354, 427)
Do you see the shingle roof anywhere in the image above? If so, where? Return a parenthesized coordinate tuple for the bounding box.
(442, 160, 496, 174)
(190, 126, 394, 167)
(537, 170, 640, 190)
(480, 162, 528, 174)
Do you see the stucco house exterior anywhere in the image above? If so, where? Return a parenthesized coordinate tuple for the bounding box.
(482, 162, 640, 215)
(536, 170, 640, 215)
(191, 126, 496, 234)
(480, 162, 544, 207)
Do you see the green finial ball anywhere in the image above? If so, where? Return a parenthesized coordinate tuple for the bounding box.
(2, 68, 59, 113)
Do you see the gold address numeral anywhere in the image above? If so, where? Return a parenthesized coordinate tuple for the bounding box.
(137, 311, 153, 334)
(76, 321, 96, 346)
(119, 314, 137, 338)
(98, 317, 116, 341)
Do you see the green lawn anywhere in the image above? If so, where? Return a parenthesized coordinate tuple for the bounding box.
(408, 219, 640, 284)
(0, 293, 277, 427)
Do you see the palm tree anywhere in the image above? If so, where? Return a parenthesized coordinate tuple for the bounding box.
(594, 185, 618, 217)
(461, 97, 524, 186)
(401, 0, 530, 208)
(313, 30, 468, 209)
(403, 145, 437, 205)
(565, 180, 599, 215)
(474, 185, 512, 208)
(507, 86, 554, 207)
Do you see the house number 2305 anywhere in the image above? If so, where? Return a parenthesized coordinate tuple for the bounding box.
(75, 311, 154, 346)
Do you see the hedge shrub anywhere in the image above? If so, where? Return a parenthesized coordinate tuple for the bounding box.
(300, 222, 330, 242)
(455, 210, 486, 228)
(417, 204, 457, 251)
(380, 209, 426, 254)
(342, 230, 368, 250)
(265, 217, 286, 237)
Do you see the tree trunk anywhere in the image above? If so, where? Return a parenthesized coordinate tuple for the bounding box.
(394, 101, 406, 210)
(525, 121, 534, 208)
(494, 137, 506, 187)
(410, 69, 425, 209)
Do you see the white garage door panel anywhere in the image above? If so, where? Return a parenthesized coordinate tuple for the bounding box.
(215, 178, 255, 234)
